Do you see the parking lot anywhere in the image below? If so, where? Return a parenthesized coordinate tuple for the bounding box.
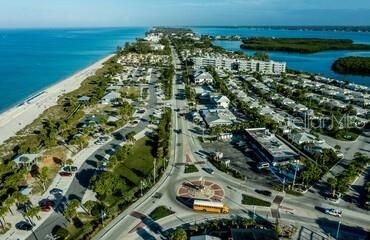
(201, 136, 279, 188)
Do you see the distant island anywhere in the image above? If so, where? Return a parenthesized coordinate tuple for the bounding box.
(332, 56, 370, 76)
(240, 37, 370, 53)
(195, 26, 370, 32)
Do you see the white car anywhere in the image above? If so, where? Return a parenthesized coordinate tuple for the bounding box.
(325, 208, 342, 217)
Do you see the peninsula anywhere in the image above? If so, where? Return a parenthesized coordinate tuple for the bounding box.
(240, 37, 370, 53)
(332, 56, 370, 76)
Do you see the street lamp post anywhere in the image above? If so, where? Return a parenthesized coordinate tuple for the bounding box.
(336, 219, 341, 240)
(153, 158, 157, 183)
(282, 177, 286, 193)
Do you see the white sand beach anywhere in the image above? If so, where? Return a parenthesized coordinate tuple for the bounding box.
(0, 54, 115, 145)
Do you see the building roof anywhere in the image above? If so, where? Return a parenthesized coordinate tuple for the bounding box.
(246, 128, 298, 161)
(290, 131, 317, 144)
(231, 229, 278, 240)
(190, 235, 221, 240)
(78, 96, 90, 102)
(13, 154, 39, 165)
(194, 71, 213, 81)
(102, 91, 121, 101)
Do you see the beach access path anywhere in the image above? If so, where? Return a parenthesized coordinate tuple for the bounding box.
(0, 54, 115, 145)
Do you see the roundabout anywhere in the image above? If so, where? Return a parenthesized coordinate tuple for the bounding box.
(177, 178, 225, 202)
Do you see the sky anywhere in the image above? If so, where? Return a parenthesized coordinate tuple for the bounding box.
(0, 0, 369, 28)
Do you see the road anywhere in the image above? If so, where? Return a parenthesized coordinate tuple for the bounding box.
(94, 46, 370, 240)
(25, 72, 159, 240)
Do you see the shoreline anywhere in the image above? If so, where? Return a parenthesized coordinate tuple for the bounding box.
(0, 53, 115, 145)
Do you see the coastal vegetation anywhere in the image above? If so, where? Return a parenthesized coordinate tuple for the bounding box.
(332, 56, 370, 76)
(327, 153, 369, 196)
(240, 37, 370, 53)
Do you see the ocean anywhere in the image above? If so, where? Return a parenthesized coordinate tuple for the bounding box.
(1, 26, 370, 113)
(0, 27, 147, 112)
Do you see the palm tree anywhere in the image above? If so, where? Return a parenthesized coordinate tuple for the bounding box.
(327, 177, 338, 197)
(4, 197, 15, 215)
(39, 166, 49, 192)
(26, 206, 40, 225)
(65, 159, 74, 166)
(0, 206, 9, 229)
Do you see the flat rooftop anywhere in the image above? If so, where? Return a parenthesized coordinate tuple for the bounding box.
(246, 128, 298, 161)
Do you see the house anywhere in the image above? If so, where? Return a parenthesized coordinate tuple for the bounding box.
(13, 154, 40, 169)
(151, 43, 165, 51)
(231, 229, 278, 240)
(200, 108, 236, 127)
(281, 98, 295, 106)
(294, 104, 308, 113)
(193, 71, 214, 85)
(77, 96, 90, 103)
(211, 95, 230, 109)
(190, 235, 221, 240)
(102, 91, 121, 104)
(288, 131, 317, 145)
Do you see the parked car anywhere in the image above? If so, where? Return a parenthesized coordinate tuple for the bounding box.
(255, 189, 272, 197)
(257, 162, 270, 170)
(16, 221, 33, 231)
(325, 208, 343, 217)
(39, 199, 55, 208)
(59, 171, 72, 177)
(63, 165, 78, 172)
(41, 205, 52, 212)
(49, 188, 63, 195)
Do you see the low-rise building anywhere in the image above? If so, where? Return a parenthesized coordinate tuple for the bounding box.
(102, 91, 121, 104)
(244, 128, 299, 164)
(200, 108, 236, 127)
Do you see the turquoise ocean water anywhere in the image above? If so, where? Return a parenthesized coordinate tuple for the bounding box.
(0, 27, 147, 112)
(1, 26, 370, 112)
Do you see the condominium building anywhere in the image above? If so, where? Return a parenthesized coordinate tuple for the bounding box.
(193, 56, 286, 74)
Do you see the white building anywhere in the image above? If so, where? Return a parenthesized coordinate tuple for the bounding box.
(193, 71, 214, 85)
(193, 56, 286, 74)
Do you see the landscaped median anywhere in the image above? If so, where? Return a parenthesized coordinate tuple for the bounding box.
(184, 164, 199, 173)
(242, 194, 271, 207)
(149, 206, 175, 221)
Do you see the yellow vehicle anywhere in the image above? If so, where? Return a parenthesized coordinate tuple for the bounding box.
(193, 200, 229, 214)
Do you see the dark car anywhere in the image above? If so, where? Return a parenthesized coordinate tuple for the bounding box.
(39, 199, 55, 208)
(16, 221, 33, 231)
(41, 205, 52, 212)
(59, 171, 72, 177)
(255, 189, 272, 197)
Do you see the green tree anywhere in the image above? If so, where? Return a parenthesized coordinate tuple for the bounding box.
(4, 197, 15, 215)
(65, 158, 74, 166)
(26, 206, 40, 225)
(126, 131, 136, 143)
(0, 206, 9, 229)
(171, 228, 187, 240)
(327, 177, 338, 197)
(39, 166, 49, 192)
(64, 199, 80, 221)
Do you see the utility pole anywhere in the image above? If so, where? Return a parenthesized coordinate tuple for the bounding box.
(252, 206, 256, 222)
(153, 158, 157, 183)
(336, 219, 341, 240)
(292, 160, 299, 189)
(282, 177, 286, 193)
(140, 179, 143, 196)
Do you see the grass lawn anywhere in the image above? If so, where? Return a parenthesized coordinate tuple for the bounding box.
(114, 137, 154, 185)
(184, 164, 199, 173)
(242, 194, 271, 207)
(149, 206, 175, 221)
(122, 86, 140, 99)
